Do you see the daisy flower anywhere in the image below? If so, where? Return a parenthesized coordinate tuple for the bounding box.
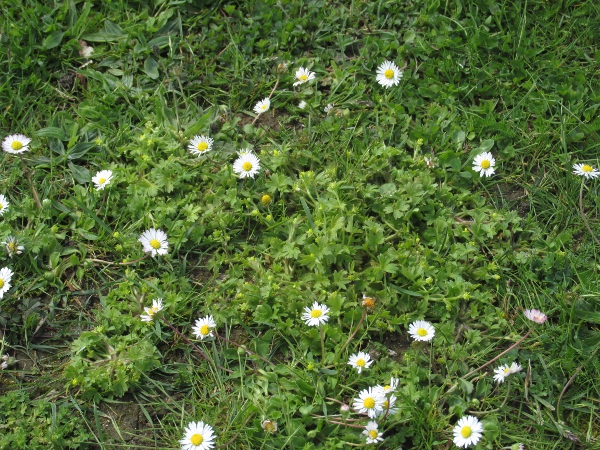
(379, 394, 398, 416)
(324, 103, 334, 114)
(0, 195, 9, 216)
(261, 419, 278, 434)
(352, 387, 385, 418)
(140, 298, 164, 322)
(298, 100, 307, 109)
(524, 308, 547, 324)
(301, 301, 330, 327)
(138, 228, 169, 257)
(253, 98, 270, 114)
(408, 320, 435, 342)
(2, 236, 24, 258)
(192, 315, 217, 340)
(0, 267, 14, 298)
(180, 421, 216, 450)
(363, 421, 384, 444)
(188, 135, 214, 156)
(376, 60, 402, 88)
(453, 415, 483, 448)
(293, 67, 315, 86)
(361, 295, 376, 309)
(493, 362, 522, 383)
(348, 351, 374, 374)
(573, 163, 599, 179)
(378, 377, 399, 395)
(2, 134, 31, 154)
(472, 152, 496, 177)
(92, 170, 113, 191)
(233, 150, 260, 179)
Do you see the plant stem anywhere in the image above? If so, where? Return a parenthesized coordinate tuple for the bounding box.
(463, 329, 532, 378)
(213, 332, 274, 366)
(252, 76, 280, 125)
(319, 325, 326, 363)
(337, 310, 367, 356)
(19, 155, 42, 210)
(162, 318, 233, 373)
(578, 180, 600, 245)
(87, 253, 151, 266)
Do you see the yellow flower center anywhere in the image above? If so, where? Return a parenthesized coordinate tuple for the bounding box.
(99, 178, 106, 184)
(200, 324, 210, 336)
(0, 203, 3, 209)
(363, 397, 375, 409)
(356, 358, 365, 367)
(417, 328, 428, 337)
(299, 74, 308, 81)
(582, 164, 593, 172)
(481, 159, 491, 169)
(190, 433, 203, 445)
(461, 426, 472, 438)
(382, 400, 389, 408)
(242, 161, 252, 171)
(368, 430, 378, 439)
(11, 141, 23, 150)
(503, 367, 510, 373)
(384, 385, 390, 390)
(310, 309, 322, 318)
(384, 69, 394, 79)
(0, 279, 4, 288)
(149, 239, 161, 249)
(197, 141, 209, 151)
(261, 104, 268, 110)
(8, 242, 17, 253)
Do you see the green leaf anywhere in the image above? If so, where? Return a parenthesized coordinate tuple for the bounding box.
(68, 162, 91, 184)
(35, 127, 66, 140)
(477, 139, 495, 153)
(144, 56, 159, 79)
(83, 20, 126, 42)
(67, 143, 96, 160)
(43, 31, 65, 50)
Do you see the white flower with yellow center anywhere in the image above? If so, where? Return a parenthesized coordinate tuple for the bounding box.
(2, 134, 31, 154)
(140, 298, 164, 322)
(378, 393, 398, 416)
(453, 415, 483, 448)
(376, 60, 402, 88)
(187, 135, 214, 156)
(0, 194, 10, 216)
(472, 152, 496, 177)
(180, 421, 216, 450)
(524, 308, 547, 324)
(301, 301, 330, 326)
(253, 97, 270, 115)
(0, 267, 14, 298)
(192, 315, 217, 340)
(324, 103, 334, 114)
(352, 387, 385, 418)
(408, 320, 435, 341)
(233, 150, 260, 179)
(138, 228, 169, 257)
(293, 67, 315, 86)
(2, 236, 24, 258)
(92, 170, 113, 191)
(348, 351, 373, 374)
(573, 163, 599, 179)
(363, 421, 384, 444)
(378, 377, 399, 394)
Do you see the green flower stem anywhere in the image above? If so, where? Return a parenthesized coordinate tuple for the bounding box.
(19, 155, 42, 210)
(578, 179, 600, 245)
(319, 325, 326, 363)
(336, 310, 368, 357)
(87, 253, 151, 266)
(213, 332, 274, 366)
(161, 318, 233, 374)
(463, 329, 532, 379)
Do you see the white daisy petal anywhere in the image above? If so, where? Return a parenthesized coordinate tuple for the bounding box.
(140, 298, 164, 322)
(572, 163, 599, 179)
(524, 308, 547, 324)
(0, 195, 10, 216)
(472, 152, 496, 177)
(301, 301, 330, 327)
(92, 170, 113, 191)
(293, 67, 316, 86)
(0, 267, 14, 299)
(408, 320, 435, 341)
(453, 415, 483, 448)
(192, 315, 217, 340)
(363, 421, 384, 444)
(347, 351, 373, 374)
(2, 236, 24, 258)
(253, 97, 270, 114)
(2, 134, 31, 154)
(188, 135, 214, 156)
(376, 60, 402, 88)
(180, 421, 216, 450)
(352, 387, 385, 419)
(138, 228, 169, 257)
(233, 150, 260, 179)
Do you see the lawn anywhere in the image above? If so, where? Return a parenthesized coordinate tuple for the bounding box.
(1, 0, 599, 449)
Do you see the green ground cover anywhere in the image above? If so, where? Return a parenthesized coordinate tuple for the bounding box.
(1, 0, 599, 448)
